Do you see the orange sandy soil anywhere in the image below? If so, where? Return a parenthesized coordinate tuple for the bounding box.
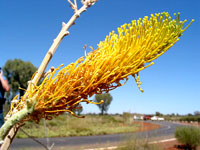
(133, 121, 161, 132)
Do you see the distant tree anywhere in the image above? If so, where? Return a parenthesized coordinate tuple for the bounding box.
(171, 113, 175, 117)
(73, 104, 83, 115)
(94, 93, 113, 115)
(3, 59, 37, 99)
(155, 111, 163, 116)
(194, 111, 200, 116)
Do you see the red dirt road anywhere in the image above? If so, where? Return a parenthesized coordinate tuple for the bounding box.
(134, 121, 161, 132)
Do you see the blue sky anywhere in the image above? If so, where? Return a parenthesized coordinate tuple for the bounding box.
(0, 0, 199, 115)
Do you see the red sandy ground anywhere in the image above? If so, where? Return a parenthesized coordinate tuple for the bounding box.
(133, 121, 161, 131)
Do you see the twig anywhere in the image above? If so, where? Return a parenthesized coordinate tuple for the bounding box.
(1, 0, 98, 149)
(43, 66, 55, 78)
(68, 0, 78, 13)
(83, 44, 87, 56)
(74, 0, 78, 9)
(43, 119, 54, 150)
(20, 128, 49, 150)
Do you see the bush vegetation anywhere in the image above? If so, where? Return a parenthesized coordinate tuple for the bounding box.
(175, 126, 200, 150)
(16, 114, 139, 138)
(179, 116, 200, 123)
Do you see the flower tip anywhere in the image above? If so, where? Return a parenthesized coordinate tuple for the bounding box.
(141, 90, 144, 93)
(100, 100, 104, 103)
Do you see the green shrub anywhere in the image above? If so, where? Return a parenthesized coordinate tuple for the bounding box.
(175, 126, 200, 150)
(179, 116, 200, 123)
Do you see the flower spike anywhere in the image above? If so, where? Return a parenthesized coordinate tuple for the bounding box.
(7, 12, 193, 123)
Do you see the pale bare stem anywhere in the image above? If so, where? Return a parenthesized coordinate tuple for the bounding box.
(81, 0, 85, 5)
(74, 0, 78, 10)
(68, 0, 78, 13)
(84, 0, 98, 7)
(83, 44, 87, 56)
(1, 0, 98, 149)
(43, 66, 55, 78)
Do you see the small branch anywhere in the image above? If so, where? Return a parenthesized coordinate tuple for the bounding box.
(83, 44, 87, 57)
(43, 119, 54, 150)
(74, 0, 77, 8)
(81, 0, 85, 5)
(20, 128, 52, 150)
(1, 0, 98, 149)
(68, 0, 78, 13)
(43, 66, 55, 78)
(82, 0, 97, 7)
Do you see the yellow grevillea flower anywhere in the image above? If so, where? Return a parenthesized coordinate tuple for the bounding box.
(8, 12, 193, 122)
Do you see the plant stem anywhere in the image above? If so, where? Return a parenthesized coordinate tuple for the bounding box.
(31, 0, 95, 86)
(1, 0, 98, 149)
(0, 108, 32, 143)
(0, 98, 37, 143)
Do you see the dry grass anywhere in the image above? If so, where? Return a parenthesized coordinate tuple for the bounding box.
(16, 114, 139, 138)
(116, 136, 159, 150)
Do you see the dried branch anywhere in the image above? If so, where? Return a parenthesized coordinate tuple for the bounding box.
(68, 0, 78, 13)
